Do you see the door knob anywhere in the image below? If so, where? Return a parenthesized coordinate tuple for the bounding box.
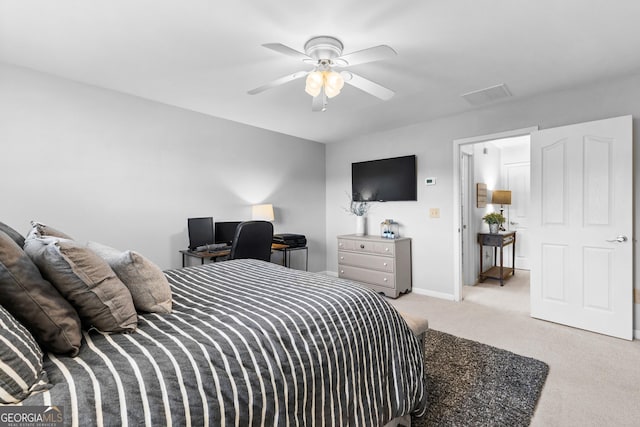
(606, 235, 628, 243)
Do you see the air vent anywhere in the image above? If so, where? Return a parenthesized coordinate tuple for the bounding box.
(461, 83, 512, 106)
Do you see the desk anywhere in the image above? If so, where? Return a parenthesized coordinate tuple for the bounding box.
(477, 231, 516, 286)
(180, 249, 230, 267)
(180, 243, 296, 268)
(273, 246, 308, 271)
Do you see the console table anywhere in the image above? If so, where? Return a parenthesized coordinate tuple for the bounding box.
(477, 231, 516, 286)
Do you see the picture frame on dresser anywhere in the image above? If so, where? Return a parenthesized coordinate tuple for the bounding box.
(337, 234, 412, 298)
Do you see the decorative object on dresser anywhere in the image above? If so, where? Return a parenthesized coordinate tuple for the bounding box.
(343, 192, 370, 236)
(337, 234, 412, 298)
(380, 219, 400, 239)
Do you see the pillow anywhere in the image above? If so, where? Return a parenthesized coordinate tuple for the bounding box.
(0, 305, 49, 403)
(29, 221, 74, 240)
(0, 232, 82, 356)
(0, 221, 26, 248)
(88, 242, 172, 314)
(24, 237, 137, 333)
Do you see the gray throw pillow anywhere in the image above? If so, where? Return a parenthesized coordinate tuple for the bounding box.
(88, 242, 172, 314)
(0, 305, 49, 403)
(24, 237, 137, 333)
(0, 232, 82, 356)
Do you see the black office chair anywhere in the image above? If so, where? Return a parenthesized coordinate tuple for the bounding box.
(229, 221, 274, 262)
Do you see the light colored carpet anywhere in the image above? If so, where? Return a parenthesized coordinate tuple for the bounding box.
(388, 271, 640, 427)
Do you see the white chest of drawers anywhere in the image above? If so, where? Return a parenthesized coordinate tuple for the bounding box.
(337, 234, 412, 298)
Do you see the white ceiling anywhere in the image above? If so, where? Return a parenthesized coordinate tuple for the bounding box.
(2, 1, 640, 143)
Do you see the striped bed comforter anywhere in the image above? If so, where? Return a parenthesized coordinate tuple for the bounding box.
(20, 259, 427, 426)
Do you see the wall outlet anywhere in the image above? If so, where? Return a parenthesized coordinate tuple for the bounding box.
(429, 208, 440, 218)
(425, 177, 436, 186)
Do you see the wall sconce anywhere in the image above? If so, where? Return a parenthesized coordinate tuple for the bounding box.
(251, 204, 275, 222)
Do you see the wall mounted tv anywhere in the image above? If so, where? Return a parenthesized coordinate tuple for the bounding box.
(352, 155, 417, 202)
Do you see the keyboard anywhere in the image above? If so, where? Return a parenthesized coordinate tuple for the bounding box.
(194, 244, 231, 252)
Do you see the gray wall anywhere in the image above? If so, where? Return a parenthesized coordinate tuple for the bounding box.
(0, 64, 327, 271)
(326, 72, 640, 330)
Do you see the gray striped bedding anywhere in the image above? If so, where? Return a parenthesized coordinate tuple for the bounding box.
(17, 259, 427, 426)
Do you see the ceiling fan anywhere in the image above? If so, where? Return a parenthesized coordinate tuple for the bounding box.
(247, 36, 397, 112)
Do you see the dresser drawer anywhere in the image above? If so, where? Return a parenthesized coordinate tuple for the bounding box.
(338, 251, 394, 272)
(349, 240, 395, 256)
(337, 239, 355, 251)
(338, 265, 395, 289)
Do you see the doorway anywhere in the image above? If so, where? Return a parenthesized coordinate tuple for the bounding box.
(453, 126, 537, 302)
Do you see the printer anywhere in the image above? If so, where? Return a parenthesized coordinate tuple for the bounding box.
(272, 233, 307, 248)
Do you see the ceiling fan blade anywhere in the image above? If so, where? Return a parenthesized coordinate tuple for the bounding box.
(262, 43, 312, 62)
(247, 71, 309, 95)
(334, 45, 397, 67)
(311, 91, 327, 112)
(342, 71, 395, 101)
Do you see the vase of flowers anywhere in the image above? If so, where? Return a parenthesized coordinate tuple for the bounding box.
(483, 212, 505, 234)
(344, 193, 370, 235)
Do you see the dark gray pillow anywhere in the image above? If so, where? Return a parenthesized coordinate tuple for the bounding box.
(24, 237, 138, 333)
(0, 305, 49, 403)
(0, 221, 25, 248)
(0, 231, 82, 356)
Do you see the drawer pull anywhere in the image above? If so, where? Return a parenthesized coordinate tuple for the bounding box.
(383, 278, 388, 282)
(339, 243, 343, 247)
(340, 256, 344, 260)
(340, 270, 344, 274)
(360, 244, 365, 249)
(384, 247, 390, 252)
(383, 262, 388, 267)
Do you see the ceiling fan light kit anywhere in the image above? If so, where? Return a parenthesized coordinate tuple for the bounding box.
(249, 35, 397, 111)
(305, 70, 344, 98)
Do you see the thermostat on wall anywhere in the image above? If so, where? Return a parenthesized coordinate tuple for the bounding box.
(425, 177, 436, 186)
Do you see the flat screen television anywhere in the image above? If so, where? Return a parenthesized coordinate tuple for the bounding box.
(352, 155, 417, 202)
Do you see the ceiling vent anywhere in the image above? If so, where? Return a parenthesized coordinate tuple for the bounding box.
(461, 83, 512, 106)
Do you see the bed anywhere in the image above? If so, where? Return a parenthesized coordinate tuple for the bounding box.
(13, 258, 427, 426)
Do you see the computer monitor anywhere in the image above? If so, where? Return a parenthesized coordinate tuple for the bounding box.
(215, 221, 241, 245)
(187, 217, 214, 250)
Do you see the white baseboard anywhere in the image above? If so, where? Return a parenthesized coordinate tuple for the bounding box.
(411, 287, 456, 301)
(320, 271, 338, 277)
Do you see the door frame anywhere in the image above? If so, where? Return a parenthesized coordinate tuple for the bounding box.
(460, 150, 475, 286)
(452, 126, 538, 301)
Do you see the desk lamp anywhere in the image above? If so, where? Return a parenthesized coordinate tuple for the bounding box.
(491, 190, 511, 231)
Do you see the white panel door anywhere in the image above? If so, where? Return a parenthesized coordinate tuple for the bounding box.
(505, 163, 530, 270)
(530, 115, 632, 340)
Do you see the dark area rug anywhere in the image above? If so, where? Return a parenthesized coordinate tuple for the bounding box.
(412, 330, 549, 427)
